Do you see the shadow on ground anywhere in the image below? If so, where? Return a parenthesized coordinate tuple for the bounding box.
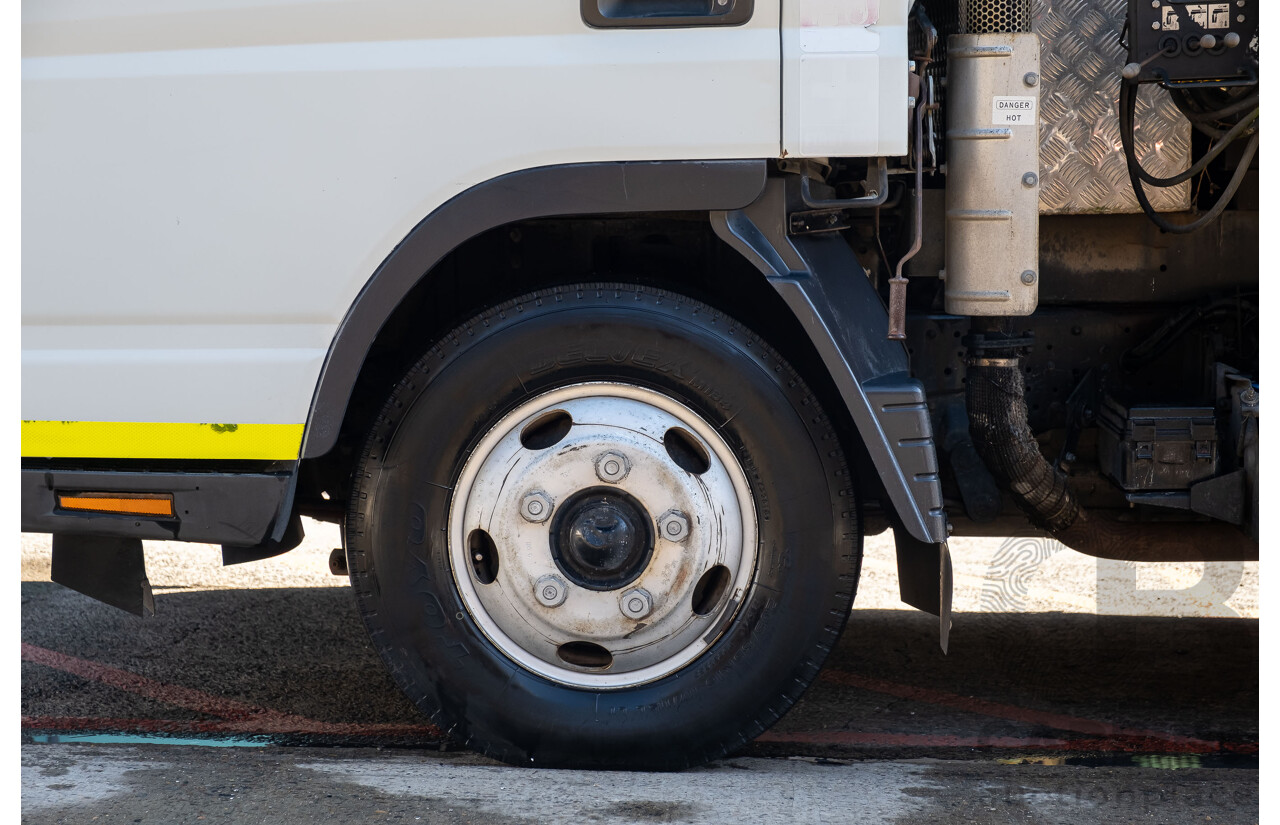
(21, 581, 1258, 759)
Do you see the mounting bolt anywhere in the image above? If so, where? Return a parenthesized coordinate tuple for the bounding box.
(1022, 172, 1038, 187)
(595, 451, 632, 484)
(1150, 0, 1159, 6)
(619, 588, 653, 620)
(1021, 270, 1037, 286)
(1023, 71, 1039, 86)
(1151, 20, 1161, 29)
(534, 575, 567, 608)
(1240, 388, 1259, 406)
(520, 491, 553, 523)
(658, 510, 690, 542)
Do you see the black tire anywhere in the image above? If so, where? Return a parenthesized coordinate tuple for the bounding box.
(346, 283, 861, 770)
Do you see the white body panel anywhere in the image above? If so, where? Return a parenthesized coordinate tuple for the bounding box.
(22, 1, 781, 428)
(782, 0, 909, 157)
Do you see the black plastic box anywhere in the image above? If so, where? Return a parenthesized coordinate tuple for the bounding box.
(1097, 397, 1218, 491)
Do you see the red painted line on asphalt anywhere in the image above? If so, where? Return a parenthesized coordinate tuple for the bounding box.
(758, 729, 1257, 754)
(818, 670, 1221, 749)
(757, 731, 1069, 748)
(23, 643, 306, 725)
(21, 644, 444, 739)
(22, 716, 442, 739)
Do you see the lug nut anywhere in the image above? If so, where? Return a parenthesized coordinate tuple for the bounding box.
(534, 574, 567, 607)
(595, 451, 632, 484)
(520, 491, 553, 523)
(620, 588, 653, 620)
(658, 510, 690, 542)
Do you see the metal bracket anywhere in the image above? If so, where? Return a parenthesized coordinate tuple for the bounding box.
(798, 158, 889, 210)
(788, 209, 852, 236)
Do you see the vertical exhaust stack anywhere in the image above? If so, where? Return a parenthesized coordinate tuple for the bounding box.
(944, 0, 1040, 316)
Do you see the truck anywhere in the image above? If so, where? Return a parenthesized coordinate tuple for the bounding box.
(22, 0, 1258, 770)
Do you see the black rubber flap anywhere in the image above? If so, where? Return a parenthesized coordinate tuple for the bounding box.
(51, 534, 155, 616)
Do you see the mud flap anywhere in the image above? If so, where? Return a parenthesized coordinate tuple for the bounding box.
(221, 512, 305, 566)
(51, 534, 155, 616)
(221, 470, 304, 565)
(893, 526, 953, 653)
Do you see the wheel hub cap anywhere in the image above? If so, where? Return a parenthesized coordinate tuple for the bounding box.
(551, 488, 654, 591)
(448, 383, 758, 689)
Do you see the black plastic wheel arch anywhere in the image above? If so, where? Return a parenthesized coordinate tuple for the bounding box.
(710, 175, 948, 546)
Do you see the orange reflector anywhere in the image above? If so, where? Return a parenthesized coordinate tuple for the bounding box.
(58, 493, 175, 518)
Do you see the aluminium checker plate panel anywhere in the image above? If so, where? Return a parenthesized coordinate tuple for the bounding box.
(1033, 0, 1191, 214)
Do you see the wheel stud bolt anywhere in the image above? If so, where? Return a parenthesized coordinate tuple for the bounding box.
(520, 491, 553, 523)
(619, 588, 652, 620)
(595, 451, 632, 483)
(658, 510, 690, 542)
(534, 574, 567, 607)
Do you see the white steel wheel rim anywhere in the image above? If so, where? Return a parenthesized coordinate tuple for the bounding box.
(448, 382, 758, 689)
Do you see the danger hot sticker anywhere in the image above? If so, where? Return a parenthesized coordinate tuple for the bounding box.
(992, 96, 1037, 125)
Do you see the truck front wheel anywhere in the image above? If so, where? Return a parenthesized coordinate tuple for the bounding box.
(345, 283, 860, 769)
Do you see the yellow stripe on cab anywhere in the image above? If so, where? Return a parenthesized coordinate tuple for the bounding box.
(21, 421, 304, 461)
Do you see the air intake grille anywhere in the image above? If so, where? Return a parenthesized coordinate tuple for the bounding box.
(959, 0, 1030, 33)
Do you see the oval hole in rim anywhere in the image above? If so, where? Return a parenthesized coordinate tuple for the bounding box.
(556, 641, 613, 669)
(691, 564, 731, 616)
(664, 426, 711, 475)
(520, 410, 573, 450)
(468, 528, 499, 585)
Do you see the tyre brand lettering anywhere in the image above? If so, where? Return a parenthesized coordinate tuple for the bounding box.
(609, 695, 681, 715)
(528, 347, 690, 379)
(409, 503, 426, 545)
(410, 549, 434, 581)
(684, 376, 731, 411)
(420, 592, 448, 629)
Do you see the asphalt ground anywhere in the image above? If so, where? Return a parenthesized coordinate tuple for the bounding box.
(20, 522, 1259, 823)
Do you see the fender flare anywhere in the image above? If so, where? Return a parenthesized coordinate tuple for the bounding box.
(710, 175, 948, 546)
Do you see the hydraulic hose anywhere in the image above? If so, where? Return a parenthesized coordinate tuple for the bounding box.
(1119, 81, 1259, 234)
